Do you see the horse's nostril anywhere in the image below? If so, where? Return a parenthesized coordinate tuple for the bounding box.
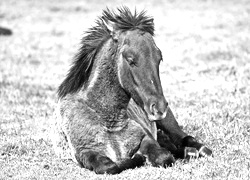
(149, 100, 168, 115)
(150, 103, 156, 115)
(147, 101, 168, 121)
(150, 103, 163, 116)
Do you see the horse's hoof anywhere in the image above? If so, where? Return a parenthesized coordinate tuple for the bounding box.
(152, 150, 175, 167)
(184, 147, 199, 159)
(95, 163, 120, 174)
(199, 146, 212, 157)
(132, 153, 146, 166)
(182, 136, 212, 158)
(94, 157, 121, 174)
(183, 146, 212, 160)
(162, 154, 175, 167)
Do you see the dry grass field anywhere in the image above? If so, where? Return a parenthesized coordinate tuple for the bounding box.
(0, 0, 250, 179)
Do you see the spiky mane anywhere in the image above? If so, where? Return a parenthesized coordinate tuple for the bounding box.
(58, 7, 154, 99)
(102, 7, 154, 35)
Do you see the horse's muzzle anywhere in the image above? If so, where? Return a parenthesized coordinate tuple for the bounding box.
(146, 98, 168, 121)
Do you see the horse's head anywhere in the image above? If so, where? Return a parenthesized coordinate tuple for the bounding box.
(109, 26, 168, 121)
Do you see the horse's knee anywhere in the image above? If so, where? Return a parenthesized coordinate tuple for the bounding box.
(157, 130, 178, 153)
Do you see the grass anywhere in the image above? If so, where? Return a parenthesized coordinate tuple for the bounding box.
(0, 0, 250, 179)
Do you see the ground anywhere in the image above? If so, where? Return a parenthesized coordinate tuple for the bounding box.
(0, 0, 250, 179)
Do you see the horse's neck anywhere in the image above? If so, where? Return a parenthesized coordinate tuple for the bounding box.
(82, 40, 130, 123)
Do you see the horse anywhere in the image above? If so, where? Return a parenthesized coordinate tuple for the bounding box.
(51, 7, 212, 174)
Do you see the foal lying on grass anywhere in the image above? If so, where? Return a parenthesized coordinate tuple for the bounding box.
(51, 7, 212, 174)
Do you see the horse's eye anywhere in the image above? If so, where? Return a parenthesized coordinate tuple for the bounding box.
(126, 56, 136, 66)
(122, 51, 137, 67)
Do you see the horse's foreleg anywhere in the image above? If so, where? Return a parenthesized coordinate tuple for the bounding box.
(75, 150, 120, 174)
(139, 135, 175, 167)
(75, 150, 145, 174)
(156, 107, 212, 158)
(117, 154, 145, 171)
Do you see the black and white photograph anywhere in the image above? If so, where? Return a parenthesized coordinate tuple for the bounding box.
(0, 0, 249, 179)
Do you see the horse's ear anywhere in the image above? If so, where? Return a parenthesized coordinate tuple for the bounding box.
(102, 19, 118, 39)
(103, 20, 114, 33)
